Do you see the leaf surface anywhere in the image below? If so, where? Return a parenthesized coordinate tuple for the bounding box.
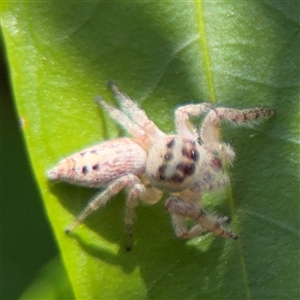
(2, 2, 299, 299)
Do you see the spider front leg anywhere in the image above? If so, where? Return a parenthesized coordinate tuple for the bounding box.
(66, 174, 146, 243)
(175, 103, 214, 139)
(165, 196, 237, 239)
(201, 106, 275, 144)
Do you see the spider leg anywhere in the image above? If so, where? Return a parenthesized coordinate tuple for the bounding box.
(65, 174, 145, 235)
(171, 214, 207, 238)
(123, 182, 146, 250)
(201, 107, 275, 144)
(124, 183, 163, 250)
(96, 97, 146, 141)
(174, 103, 213, 139)
(108, 82, 164, 141)
(165, 196, 237, 239)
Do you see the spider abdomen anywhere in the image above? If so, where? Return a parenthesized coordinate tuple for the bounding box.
(48, 138, 146, 188)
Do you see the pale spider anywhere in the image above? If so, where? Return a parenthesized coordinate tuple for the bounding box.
(48, 82, 275, 249)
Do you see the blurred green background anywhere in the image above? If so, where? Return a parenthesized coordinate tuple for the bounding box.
(1, 35, 59, 299)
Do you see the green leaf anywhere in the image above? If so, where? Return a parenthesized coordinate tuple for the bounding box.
(2, 1, 299, 299)
(20, 256, 74, 300)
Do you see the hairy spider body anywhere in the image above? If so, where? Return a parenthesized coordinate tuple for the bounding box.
(48, 82, 275, 249)
(48, 138, 147, 188)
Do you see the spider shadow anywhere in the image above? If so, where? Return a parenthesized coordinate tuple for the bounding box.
(72, 206, 232, 299)
(49, 180, 235, 298)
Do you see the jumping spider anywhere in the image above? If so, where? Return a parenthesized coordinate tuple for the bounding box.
(48, 82, 275, 249)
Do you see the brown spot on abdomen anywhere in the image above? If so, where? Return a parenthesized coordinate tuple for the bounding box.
(92, 164, 100, 171)
(82, 166, 88, 174)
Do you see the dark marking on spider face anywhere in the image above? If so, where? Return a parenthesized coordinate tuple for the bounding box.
(170, 173, 185, 183)
(181, 140, 199, 162)
(190, 149, 199, 162)
(176, 162, 196, 176)
(166, 138, 175, 149)
(158, 164, 167, 180)
(164, 152, 174, 161)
